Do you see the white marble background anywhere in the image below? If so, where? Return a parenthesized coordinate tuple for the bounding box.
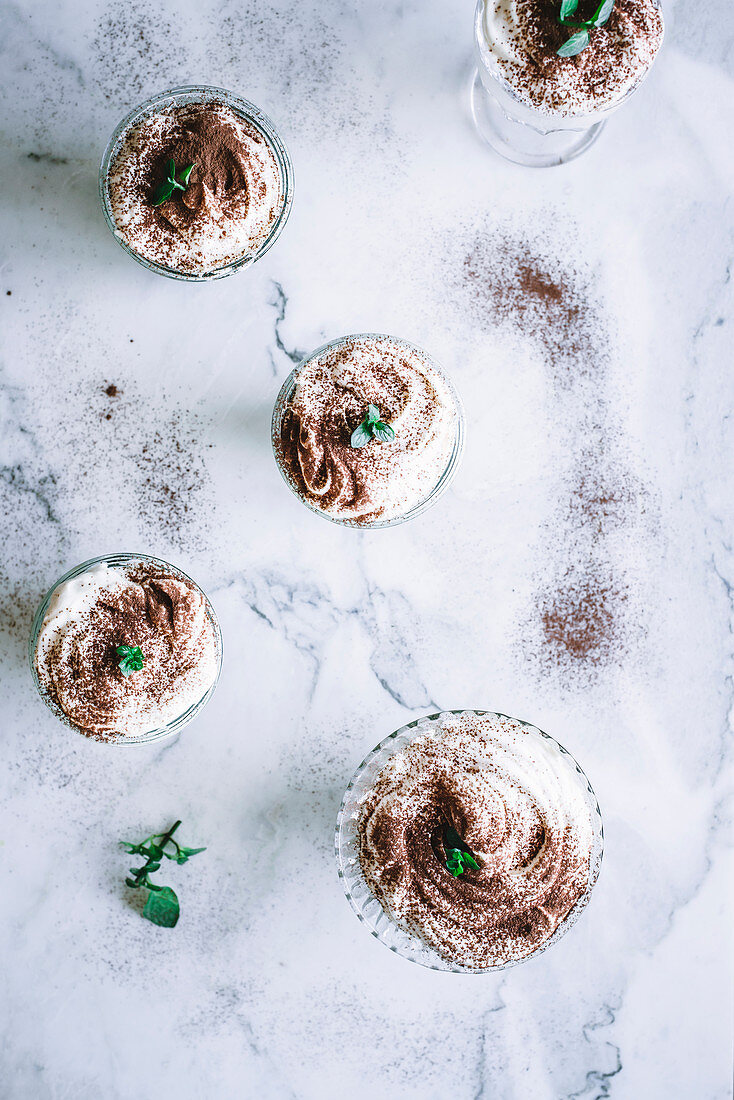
(0, 0, 732, 1097)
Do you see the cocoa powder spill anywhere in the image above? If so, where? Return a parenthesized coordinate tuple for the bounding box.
(462, 230, 638, 679)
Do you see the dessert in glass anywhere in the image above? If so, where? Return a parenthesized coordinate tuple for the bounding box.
(99, 85, 294, 279)
(471, 0, 664, 166)
(30, 553, 222, 744)
(271, 334, 465, 528)
(336, 710, 603, 971)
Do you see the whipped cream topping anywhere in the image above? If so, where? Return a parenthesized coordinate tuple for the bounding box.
(357, 712, 596, 969)
(274, 335, 459, 524)
(34, 561, 219, 740)
(479, 0, 664, 116)
(107, 100, 283, 274)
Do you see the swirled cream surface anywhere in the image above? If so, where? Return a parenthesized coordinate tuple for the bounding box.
(357, 712, 596, 969)
(107, 100, 283, 274)
(274, 335, 458, 524)
(34, 561, 218, 741)
(480, 0, 664, 117)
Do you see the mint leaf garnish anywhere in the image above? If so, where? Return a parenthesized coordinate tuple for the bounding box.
(121, 821, 205, 927)
(350, 404, 396, 449)
(151, 160, 196, 206)
(443, 825, 480, 877)
(557, 0, 613, 56)
(116, 644, 143, 676)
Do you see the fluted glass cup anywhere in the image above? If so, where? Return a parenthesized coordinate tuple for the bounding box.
(30, 553, 222, 745)
(470, 0, 664, 167)
(336, 709, 603, 972)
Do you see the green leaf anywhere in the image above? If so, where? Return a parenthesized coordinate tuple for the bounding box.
(117, 645, 144, 676)
(178, 846, 207, 859)
(366, 404, 380, 423)
(142, 886, 180, 927)
(120, 841, 143, 854)
(557, 29, 590, 56)
(592, 0, 614, 25)
(151, 180, 175, 206)
(463, 852, 480, 871)
(146, 843, 163, 860)
(178, 163, 195, 187)
(559, 0, 579, 19)
(350, 423, 373, 449)
(144, 861, 161, 873)
(125, 877, 140, 889)
(372, 421, 395, 443)
(166, 158, 176, 179)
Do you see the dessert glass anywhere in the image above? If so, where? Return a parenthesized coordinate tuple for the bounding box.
(335, 709, 603, 972)
(29, 553, 223, 745)
(99, 85, 294, 280)
(271, 334, 466, 529)
(470, 0, 664, 167)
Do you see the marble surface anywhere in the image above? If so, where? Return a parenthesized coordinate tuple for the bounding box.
(0, 1, 732, 1097)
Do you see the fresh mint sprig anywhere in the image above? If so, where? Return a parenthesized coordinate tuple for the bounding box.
(121, 820, 206, 927)
(350, 404, 396, 449)
(444, 825, 480, 877)
(557, 0, 614, 57)
(116, 644, 144, 676)
(151, 159, 195, 206)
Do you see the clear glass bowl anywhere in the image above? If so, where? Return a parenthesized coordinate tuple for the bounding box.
(99, 85, 295, 280)
(470, 0, 664, 167)
(271, 333, 466, 529)
(335, 709, 604, 972)
(29, 553, 223, 745)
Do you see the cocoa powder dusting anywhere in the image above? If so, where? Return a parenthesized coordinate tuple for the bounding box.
(84, 378, 213, 551)
(461, 229, 646, 680)
(463, 234, 604, 382)
(538, 569, 627, 666)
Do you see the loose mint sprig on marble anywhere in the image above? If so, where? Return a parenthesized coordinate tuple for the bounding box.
(121, 820, 206, 927)
(350, 404, 396, 449)
(151, 159, 195, 206)
(557, 0, 614, 57)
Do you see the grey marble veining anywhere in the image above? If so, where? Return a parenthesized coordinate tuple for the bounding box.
(0, 0, 732, 1097)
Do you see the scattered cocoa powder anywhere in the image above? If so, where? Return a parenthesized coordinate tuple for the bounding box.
(537, 569, 628, 667)
(463, 233, 606, 383)
(461, 228, 644, 680)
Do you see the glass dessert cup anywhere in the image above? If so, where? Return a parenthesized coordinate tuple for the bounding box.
(470, 0, 663, 167)
(99, 85, 294, 280)
(29, 553, 222, 745)
(271, 334, 466, 529)
(335, 709, 603, 972)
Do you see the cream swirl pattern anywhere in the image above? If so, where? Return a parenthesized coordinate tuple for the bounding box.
(356, 712, 596, 969)
(273, 335, 458, 524)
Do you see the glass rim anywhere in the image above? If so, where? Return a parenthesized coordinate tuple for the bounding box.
(335, 708, 604, 973)
(29, 552, 223, 746)
(98, 84, 295, 282)
(271, 332, 466, 529)
(473, 0, 665, 128)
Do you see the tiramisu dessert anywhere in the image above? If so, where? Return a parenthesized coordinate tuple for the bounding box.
(478, 0, 664, 116)
(353, 712, 599, 969)
(102, 88, 291, 276)
(32, 556, 220, 742)
(272, 335, 462, 526)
